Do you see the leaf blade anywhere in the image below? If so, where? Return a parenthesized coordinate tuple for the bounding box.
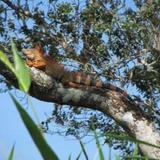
(10, 94, 59, 160)
(7, 145, 15, 160)
(0, 51, 14, 73)
(92, 124, 105, 160)
(78, 139, 89, 160)
(11, 40, 31, 92)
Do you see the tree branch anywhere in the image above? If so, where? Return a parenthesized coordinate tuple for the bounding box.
(0, 61, 160, 159)
(1, 0, 32, 17)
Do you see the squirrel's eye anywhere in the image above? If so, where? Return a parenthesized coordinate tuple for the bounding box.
(26, 54, 34, 59)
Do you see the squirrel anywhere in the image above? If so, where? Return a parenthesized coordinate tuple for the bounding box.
(23, 45, 103, 87)
(23, 45, 134, 102)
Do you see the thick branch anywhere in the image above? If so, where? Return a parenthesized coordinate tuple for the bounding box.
(0, 63, 160, 159)
(1, 0, 32, 17)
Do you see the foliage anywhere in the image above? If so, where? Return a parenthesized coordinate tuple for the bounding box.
(0, 40, 31, 92)
(0, 0, 160, 158)
(7, 145, 15, 160)
(92, 124, 105, 160)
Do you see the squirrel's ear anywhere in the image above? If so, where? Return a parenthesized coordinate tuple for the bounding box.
(35, 44, 44, 54)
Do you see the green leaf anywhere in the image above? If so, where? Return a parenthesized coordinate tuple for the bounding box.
(68, 154, 72, 160)
(132, 144, 139, 157)
(106, 133, 160, 149)
(7, 145, 15, 160)
(125, 155, 149, 159)
(11, 39, 31, 92)
(115, 155, 121, 160)
(10, 94, 59, 160)
(78, 139, 88, 160)
(0, 51, 14, 73)
(92, 124, 105, 160)
(75, 151, 82, 160)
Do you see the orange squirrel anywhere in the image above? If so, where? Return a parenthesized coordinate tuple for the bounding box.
(23, 45, 134, 102)
(23, 45, 103, 87)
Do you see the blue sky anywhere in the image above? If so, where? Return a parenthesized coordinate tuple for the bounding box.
(0, 91, 112, 160)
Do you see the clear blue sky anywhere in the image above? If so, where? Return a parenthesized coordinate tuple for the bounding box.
(0, 91, 112, 160)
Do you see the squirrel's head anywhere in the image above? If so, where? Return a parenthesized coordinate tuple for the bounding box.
(23, 45, 44, 60)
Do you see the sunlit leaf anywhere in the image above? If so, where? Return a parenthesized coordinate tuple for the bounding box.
(7, 145, 15, 160)
(0, 51, 14, 73)
(132, 143, 139, 157)
(92, 124, 105, 160)
(11, 39, 31, 92)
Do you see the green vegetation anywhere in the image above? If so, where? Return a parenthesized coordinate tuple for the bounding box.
(7, 145, 15, 160)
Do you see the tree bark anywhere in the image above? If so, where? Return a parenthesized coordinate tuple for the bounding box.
(0, 62, 160, 159)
